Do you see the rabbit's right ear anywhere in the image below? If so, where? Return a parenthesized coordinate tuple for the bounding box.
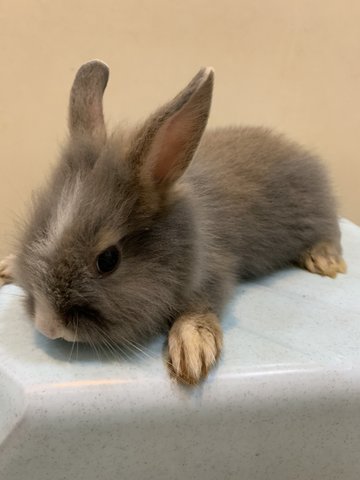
(130, 67, 214, 189)
(68, 60, 109, 144)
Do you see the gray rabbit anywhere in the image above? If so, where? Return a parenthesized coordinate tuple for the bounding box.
(0, 60, 346, 384)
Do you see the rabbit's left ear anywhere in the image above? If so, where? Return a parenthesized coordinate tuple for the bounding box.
(132, 67, 214, 188)
(68, 60, 109, 144)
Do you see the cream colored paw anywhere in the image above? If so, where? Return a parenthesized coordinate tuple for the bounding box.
(299, 242, 347, 279)
(0, 254, 16, 286)
(168, 312, 223, 385)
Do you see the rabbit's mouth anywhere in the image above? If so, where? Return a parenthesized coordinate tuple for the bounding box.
(33, 297, 108, 343)
(61, 304, 112, 344)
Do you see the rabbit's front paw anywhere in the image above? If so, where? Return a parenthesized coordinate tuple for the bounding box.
(168, 312, 223, 385)
(0, 254, 16, 286)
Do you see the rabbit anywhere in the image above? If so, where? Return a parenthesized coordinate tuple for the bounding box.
(0, 60, 346, 385)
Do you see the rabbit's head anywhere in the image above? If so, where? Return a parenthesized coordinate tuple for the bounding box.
(15, 60, 213, 346)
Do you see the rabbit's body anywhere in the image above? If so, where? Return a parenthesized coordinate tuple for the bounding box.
(185, 126, 340, 291)
(0, 61, 346, 385)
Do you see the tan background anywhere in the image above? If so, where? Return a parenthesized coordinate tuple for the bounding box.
(1, 0, 359, 256)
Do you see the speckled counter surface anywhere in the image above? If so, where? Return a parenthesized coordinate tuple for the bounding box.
(0, 219, 360, 480)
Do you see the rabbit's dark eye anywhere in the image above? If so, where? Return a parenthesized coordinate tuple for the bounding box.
(96, 246, 120, 275)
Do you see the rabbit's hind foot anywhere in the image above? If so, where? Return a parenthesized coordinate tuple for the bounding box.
(298, 241, 347, 279)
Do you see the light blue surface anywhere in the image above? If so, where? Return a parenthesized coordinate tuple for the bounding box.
(0, 219, 359, 480)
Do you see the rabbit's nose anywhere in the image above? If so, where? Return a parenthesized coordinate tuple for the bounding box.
(35, 311, 63, 339)
(34, 298, 68, 340)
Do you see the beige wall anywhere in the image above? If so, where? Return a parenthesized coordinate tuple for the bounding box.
(1, 0, 359, 256)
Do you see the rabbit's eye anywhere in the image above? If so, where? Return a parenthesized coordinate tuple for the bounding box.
(96, 246, 120, 275)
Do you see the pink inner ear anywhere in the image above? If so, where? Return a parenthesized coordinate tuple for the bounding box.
(149, 110, 195, 185)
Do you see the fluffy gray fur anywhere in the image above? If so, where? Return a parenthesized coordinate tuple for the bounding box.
(13, 60, 341, 346)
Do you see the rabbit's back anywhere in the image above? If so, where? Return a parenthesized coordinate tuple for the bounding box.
(186, 126, 340, 278)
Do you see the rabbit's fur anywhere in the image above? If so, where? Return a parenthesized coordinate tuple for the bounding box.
(0, 60, 345, 384)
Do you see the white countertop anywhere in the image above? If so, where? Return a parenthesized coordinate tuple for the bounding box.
(1, 218, 359, 480)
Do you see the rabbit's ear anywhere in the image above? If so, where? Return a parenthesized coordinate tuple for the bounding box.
(133, 67, 214, 188)
(68, 60, 109, 143)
